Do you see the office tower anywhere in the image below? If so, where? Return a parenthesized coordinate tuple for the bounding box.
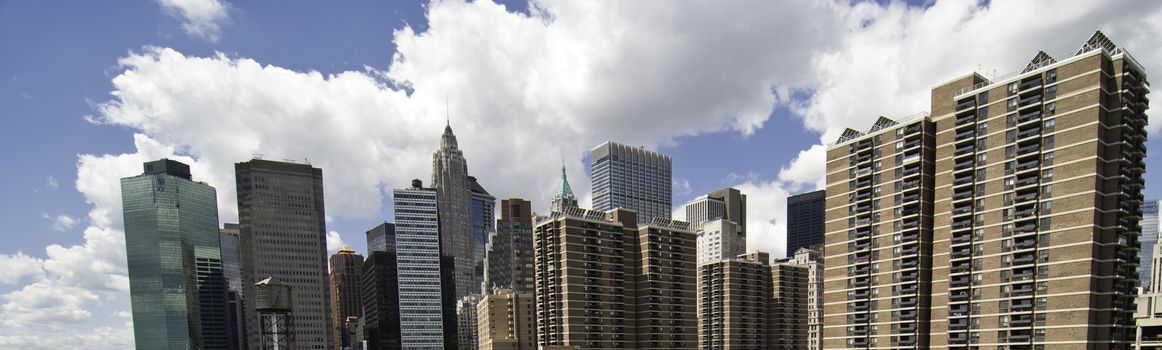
(787, 190, 826, 254)
(484, 198, 535, 294)
(695, 219, 745, 266)
(633, 218, 697, 349)
(824, 115, 936, 349)
(1138, 232, 1162, 348)
(470, 176, 496, 296)
(686, 188, 747, 234)
(698, 252, 772, 349)
(433, 122, 475, 300)
(235, 158, 332, 349)
(392, 180, 450, 349)
(549, 164, 578, 213)
(477, 288, 535, 350)
(330, 247, 364, 350)
(769, 261, 808, 350)
(457, 295, 481, 350)
(366, 222, 394, 253)
(1143, 200, 1160, 288)
(121, 159, 229, 349)
(591, 141, 672, 225)
(534, 208, 641, 348)
(927, 31, 1146, 348)
(221, 223, 248, 350)
(361, 226, 402, 350)
(790, 247, 824, 350)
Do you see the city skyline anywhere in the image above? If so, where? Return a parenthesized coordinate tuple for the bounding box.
(3, 1, 1162, 349)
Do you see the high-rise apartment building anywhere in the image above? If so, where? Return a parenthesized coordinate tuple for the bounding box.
(769, 261, 808, 350)
(484, 198, 535, 294)
(366, 222, 394, 253)
(695, 219, 745, 266)
(533, 207, 697, 349)
(433, 122, 476, 299)
(927, 31, 1146, 349)
(591, 141, 672, 225)
(122, 159, 229, 349)
(393, 180, 454, 349)
(1143, 200, 1160, 289)
(470, 176, 496, 296)
(330, 247, 364, 350)
(236, 158, 333, 349)
(791, 247, 824, 350)
(824, 115, 937, 349)
(361, 225, 402, 350)
(787, 190, 826, 254)
(457, 295, 481, 350)
(698, 252, 772, 349)
(477, 288, 535, 350)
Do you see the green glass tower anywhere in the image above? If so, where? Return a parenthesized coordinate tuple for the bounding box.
(122, 159, 229, 349)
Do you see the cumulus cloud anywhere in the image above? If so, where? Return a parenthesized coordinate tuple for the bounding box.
(326, 231, 347, 255)
(776, 144, 827, 191)
(42, 214, 79, 232)
(156, 0, 230, 41)
(0, 253, 43, 285)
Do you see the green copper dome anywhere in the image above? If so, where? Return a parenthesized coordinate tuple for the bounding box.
(554, 164, 576, 201)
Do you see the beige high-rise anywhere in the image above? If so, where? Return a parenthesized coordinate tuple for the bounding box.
(824, 115, 937, 349)
(770, 262, 808, 350)
(824, 31, 1147, 350)
(477, 289, 535, 350)
(697, 251, 808, 350)
(927, 31, 1145, 349)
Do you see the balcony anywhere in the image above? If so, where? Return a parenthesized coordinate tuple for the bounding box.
(955, 99, 977, 112)
(955, 129, 976, 140)
(1019, 78, 1043, 91)
(1018, 94, 1042, 106)
(955, 114, 976, 125)
(1016, 127, 1041, 140)
(954, 145, 975, 156)
(949, 303, 969, 316)
(1016, 143, 1041, 156)
(1017, 110, 1041, 124)
(951, 261, 971, 274)
(953, 159, 974, 171)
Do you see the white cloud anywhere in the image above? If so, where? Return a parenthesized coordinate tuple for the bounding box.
(0, 253, 43, 285)
(0, 281, 99, 325)
(45, 176, 59, 190)
(733, 180, 792, 259)
(326, 231, 347, 255)
(156, 0, 230, 42)
(42, 214, 79, 232)
(777, 144, 827, 191)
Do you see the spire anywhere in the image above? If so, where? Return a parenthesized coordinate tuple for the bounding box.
(440, 115, 458, 150)
(551, 161, 578, 213)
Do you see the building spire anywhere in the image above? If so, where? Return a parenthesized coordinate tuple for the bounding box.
(551, 160, 578, 213)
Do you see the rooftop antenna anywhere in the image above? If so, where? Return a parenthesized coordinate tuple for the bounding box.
(445, 96, 450, 127)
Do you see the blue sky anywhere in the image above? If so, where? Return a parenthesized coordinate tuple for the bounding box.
(2, 1, 1161, 348)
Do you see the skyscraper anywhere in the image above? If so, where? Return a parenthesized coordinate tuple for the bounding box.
(685, 187, 747, 235)
(786, 190, 825, 254)
(928, 31, 1145, 348)
(433, 122, 476, 300)
(235, 158, 332, 349)
(548, 164, 578, 213)
(591, 141, 672, 225)
(469, 176, 496, 296)
(790, 247, 824, 350)
(122, 159, 229, 350)
(696, 251, 808, 350)
(220, 223, 247, 350)
(824, 115, 936, 349)
(632, 218, 698, 349)
(484, 198, 535, 294)
(366, 222, 394, 254)
(330, 247, 364, 350)
(393, 179, 452, 349)
(361, 225, 402, 350)
(1142, 200, 1160, 289)
(768, 261, 808, 350)
(477, 288, 535, 350)
(694, 219, 745, 266)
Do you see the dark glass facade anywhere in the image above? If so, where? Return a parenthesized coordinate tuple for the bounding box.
(786, 190, 826, 255)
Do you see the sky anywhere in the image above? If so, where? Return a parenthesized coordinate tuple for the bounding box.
(2, 0, 1162, 348)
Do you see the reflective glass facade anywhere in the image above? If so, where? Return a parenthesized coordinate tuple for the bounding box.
(393, 185, 447, 349)
(590, 141, 672, 225)
(122, 159, 228, 350)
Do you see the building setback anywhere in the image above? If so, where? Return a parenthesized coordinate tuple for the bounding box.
(433, 122, 477, 299)
(393, 180, 454, 349)
(330, 247, 364, 350)
(235, 158, 333, 349)
(477, 288, 536, 350)
(361, 228, 402, 350)
(122, 159, 229, 349)
(591, 141, 673, 225)
(469, 176, 496, 296)
(787, 190, 826, 254)
(927, 31, 1146, 349)
(823, 115, 937, 349)
(484, 198, 536, 294)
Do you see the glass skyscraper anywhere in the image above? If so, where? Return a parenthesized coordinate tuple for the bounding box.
(393, 180, 449, 349)
(121, 159, 228, 350)
(468, 176, 495, 294)
(590, 141, 672, 225)
(1142, 200, 1160, 289)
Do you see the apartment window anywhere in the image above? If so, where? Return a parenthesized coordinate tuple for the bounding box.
(978, 106, 989, 119)
(896, 140, 904, 149)
(897, 128, 904, 136)
(977, 153, 987, 163)
(1041, 185, 1052, 196)
(1045, 86, 1058, 100)
(1043, 135, 1055, 149)
(977, 138, 988, 149)
(1007, 115, 1017, 127)
(1006, 146, 1015, 159)
(1042, 152, 1055, 165)
(977, 169, 987, 179)
(1006, 130, 1016, 143)
(1007, 98, 1018, 111)
(1004, 193, 1013, 205)
(975, 184, 986, 195)
(979, 91, 989, 104)
(1008, 82, 1019, 94)
(1004, 178, 1015, 189)
(978, 121, 988, 133)
(1042, 168, 1053, 179)
(1044, 118, 1056, 132)
(1047, 69, 1057, 83)
(1040, 201, 1052, 214)
(1044, 102, 1056, 115)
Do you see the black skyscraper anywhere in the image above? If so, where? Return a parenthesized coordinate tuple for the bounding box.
(787, 190, 826, 255)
